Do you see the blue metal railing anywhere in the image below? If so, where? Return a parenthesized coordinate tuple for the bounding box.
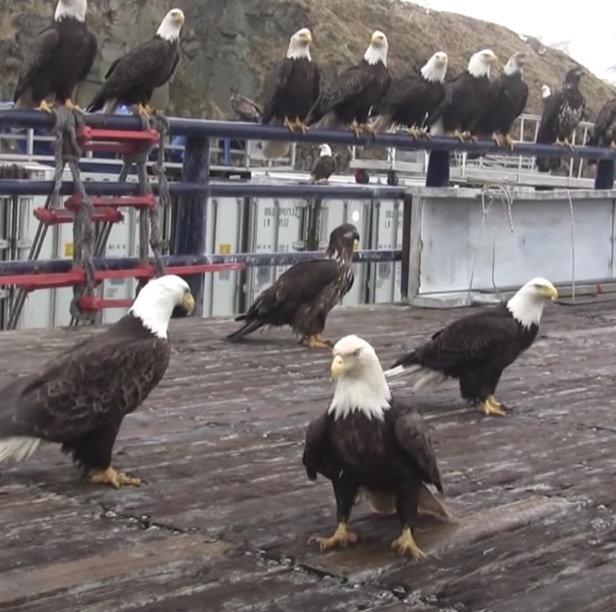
(0, 108, 615, 313)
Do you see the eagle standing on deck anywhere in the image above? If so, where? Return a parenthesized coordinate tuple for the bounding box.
(303, 335, 448, 560)
(371, 51, 448, 138)
(384, 278, 558, 417)
(586, 97, 616, 156)
(426, 49, 498, 142)
(305, 31, 390, 138)
(260, 28, 321, 159)
(86, 8, 184, 119)
(474, 52, 529, 149)
(0, 275, 195, 488)
(310, 144, 336, 183)
(226, 224, 359, 349)
(13, 0, 97, 113)
(535, 67, 585, 173)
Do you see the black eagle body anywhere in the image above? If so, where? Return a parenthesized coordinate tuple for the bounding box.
(261, 57, 320, 126)
(87, 10, 183, 115)
(0, 274, 195, 487)
(586, 97, 616, 152)
(390, 305, 538, 404)
(226, 224, 358, 346)
(13, 9, 97, 108)
(385, 277, 558, 417)
(306, 60, 390, 128)
(0, 314, 169, 471)
(303, 335, 447, 559)
(371, 52, 448, 134)
(535, 68, 585, 172)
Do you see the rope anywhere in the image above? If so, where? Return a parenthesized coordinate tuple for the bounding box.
(466, 184, 515, 304)
(565, 189, 576, 301)
(49, 107, 97, 324)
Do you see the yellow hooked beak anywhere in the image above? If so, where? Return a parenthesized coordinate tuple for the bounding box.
(172, 10, 185, 24)
(331, 355, 345, 380)
(353, 240, 360, 251)
(542, 284, 559, 300)
(183, 292, 195, 314)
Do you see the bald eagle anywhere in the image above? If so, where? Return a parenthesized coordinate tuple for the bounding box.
(474, 52, 529, 149)
(0, 275, 195, 488)
(426, 49, 498, 142)
(13, 0, 97, 113)
(260, 28, 321, 159)
(86, 8, 184, 119)
(302, 335, 449, 560)
(371, 51, 448, 138)
(535, 67, 585, 173)
(310, 144, 336, 183)
(230, 86, 262, 123)
(305, 31, 390, 138)
(585, 97, 616, 159)
(226, 224, 359, 349)
(384, 278, 558, 417)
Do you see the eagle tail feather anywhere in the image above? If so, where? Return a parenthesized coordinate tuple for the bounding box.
(0, 436, 41, 464)
(226, 317, 264, 342)
(412, 368, 448, 391)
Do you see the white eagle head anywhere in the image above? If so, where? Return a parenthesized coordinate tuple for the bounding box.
(506, 277, 558, 329)
(421, 51, 448, 83)
(328, 335, 392, 421)
(287, 28, 313, 60)
(504, 52, 526, 76)
(130, 274, 195, 339)
(541, 84, 551, 99)
(157, 8, 185, 42)
(55, 0, 88, 22)
(318, 143, 332, 157)
(468, 49, 498, 78)
(364, 30, 388, 67)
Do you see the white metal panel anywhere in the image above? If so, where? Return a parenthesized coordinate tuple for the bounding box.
(411, 192, 616, 296)
(372, 199, 404, 304)
(205, 197, 243, 317)
(247, 197, 303, 304)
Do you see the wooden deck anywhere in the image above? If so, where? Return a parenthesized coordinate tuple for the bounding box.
(2, 300, 616, 611)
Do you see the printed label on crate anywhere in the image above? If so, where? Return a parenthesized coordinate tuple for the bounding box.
(64, 242, 74, 257)
(219, 243, 232, 254)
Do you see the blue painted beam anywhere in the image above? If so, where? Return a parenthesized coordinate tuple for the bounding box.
(2, 109, 616, 159)
(0, 179, 407, 200)
(176, 137, 210, 316)
(0, 250, 400, 276)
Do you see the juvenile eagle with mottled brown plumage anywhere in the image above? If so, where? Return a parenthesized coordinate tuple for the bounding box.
(303, 335, 450, 560)
(226, 224, 359, 349)
(0, 275, 195, 489)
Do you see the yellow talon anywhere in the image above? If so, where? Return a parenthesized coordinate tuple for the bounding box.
(64, 99, 83, 113)
(478, 395, 507, 417)
(90, 466, 142, 489)
(302, 334, 331, 349)
(35, 100, 54, 113)
(491, 132, 503, 146)
(295, 118, 309, 134)
(309, 521, 358, 551)
(391, 527, 426, 560)
(349, 120, 362, 139)
(453, 128, 465, 142)
(407, 126, 419, 138)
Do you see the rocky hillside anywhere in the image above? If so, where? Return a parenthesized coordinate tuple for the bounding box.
(1, 0, 615, 122)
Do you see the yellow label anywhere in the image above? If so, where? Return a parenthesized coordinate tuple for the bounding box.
(64, 242, 74, 257)
(219, 243, 232, 254)
(353, 241, 360, 251)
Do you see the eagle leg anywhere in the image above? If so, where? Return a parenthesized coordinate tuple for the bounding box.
(90, 466, 142, 489)
(137, 103, 153, 120)
(453, 129, 465, 143)
(35, 100, 54, 113)
(391, 527, 426, 561)
(294, 117, 309, 135)
(302, 334, 331, 349)
(64, 99, 84, 113)
(349, 120, 363, 139)
(477, 396, 507, 417)
(416, 127, 431, 139)
(359, 123, 377, 138)
(309, 521, 358, 551)
(491, 132, 503, 147)
(503, 133, 517, 151)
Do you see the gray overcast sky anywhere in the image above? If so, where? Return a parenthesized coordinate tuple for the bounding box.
(417, 1, 615, 78)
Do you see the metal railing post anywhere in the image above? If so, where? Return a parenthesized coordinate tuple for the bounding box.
(176, 135, 211, 317)
(425, 151, 450, 187)
(595, 160, 615, 190)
